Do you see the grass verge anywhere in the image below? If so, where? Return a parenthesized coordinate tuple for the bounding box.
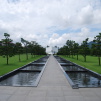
(0, 54, 44, 76)
(60, 55, 101, 74)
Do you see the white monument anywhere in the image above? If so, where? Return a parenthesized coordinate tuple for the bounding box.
(46, 46, 58, 54)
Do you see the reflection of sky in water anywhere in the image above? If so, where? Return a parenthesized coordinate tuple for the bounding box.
(55, 56, 101, 88)
(62, 66, 85, 71)
(57, 59, 69, 63)
(0, 72, 39, 86)
(0, 56, 49, 86)
(55, 56, 70, 63)
(67, 72, 101, 87)
(33, 58, 48, 63)
(21, 65, 44, 71)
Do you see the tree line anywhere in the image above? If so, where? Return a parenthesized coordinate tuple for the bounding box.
(57, 33, 101, 66)
(0, 33, 46, 65)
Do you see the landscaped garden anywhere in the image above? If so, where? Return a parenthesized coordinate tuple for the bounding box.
(0, 33, 46, 76)
(57, 33, 101, 74)
(60, 55, 101, 74)
(0, 54, 44, 76)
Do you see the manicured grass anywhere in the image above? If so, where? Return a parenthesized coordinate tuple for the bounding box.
(0, 54, 45, 76)
(60, 55, 101, 74)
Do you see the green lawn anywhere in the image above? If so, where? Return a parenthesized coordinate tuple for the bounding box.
(60, 55, 101, 74)
(0, 54, 44, 76)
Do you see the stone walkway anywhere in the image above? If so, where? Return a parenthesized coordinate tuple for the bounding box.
(0, 55, 101, 101)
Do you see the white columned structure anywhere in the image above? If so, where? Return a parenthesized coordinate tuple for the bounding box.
(46, 46, 58, 54)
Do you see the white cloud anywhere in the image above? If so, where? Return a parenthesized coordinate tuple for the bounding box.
(78, 27, 90, 37)
(77, 5, 94, 25)
(74, 27, 91, 43)
(0, 0, 101, 47)
(48, 27, 94, 47)
(48, 33, 71, 47)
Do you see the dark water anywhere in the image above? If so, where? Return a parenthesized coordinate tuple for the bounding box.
(0, 56, 49, 86)
(55, 56, 101, 88)
(21, 64, 44, 71)
(67, 72, 101, 87)
(33, 60, 46, 63)
(62, 65, 85, 71)
(55, 56, 70, 63)
(0, 72, 39, 86)
(57, 59, 69, 63)
(33, 58, 48, 63)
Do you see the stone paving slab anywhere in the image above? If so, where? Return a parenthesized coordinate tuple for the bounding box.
(0, 55, 101, 101)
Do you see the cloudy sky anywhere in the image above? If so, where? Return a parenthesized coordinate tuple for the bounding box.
(0, 0, 101, 47)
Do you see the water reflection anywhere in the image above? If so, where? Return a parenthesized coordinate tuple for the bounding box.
(62, 65, 85, 71)
(0, 72, 39, 86)
(33, 57, 48, 63)
(67, 72, 101, 87)
(55, 56, 101, 88)
(56, 57, 69, 63)
(0, 56, 49, 86)
(21, 64, 44, 71)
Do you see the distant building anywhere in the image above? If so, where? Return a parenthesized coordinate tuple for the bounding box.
(46, 46, 58, 54)
(46, 46, 53, 54)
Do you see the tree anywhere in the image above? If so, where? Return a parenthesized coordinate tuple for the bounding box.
(27, 41, 37, 57)
(0, 41, 2, 56)
(57, 45, 69, 55)
(1, 33, 14, 64)
(15, 42, 23, 62)
(21, 38, 29, 60)
(47, 45, 49, 48)
(79, 38, 89, 62)
(90, 44, 97, 56)
(74, 42, 79, 60)
(66, 40, 75, 58)
(32, 41, 38, 56)
(93, 33, 101, 65)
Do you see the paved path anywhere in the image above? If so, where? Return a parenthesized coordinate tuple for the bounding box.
(0, 55, 101, 101)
